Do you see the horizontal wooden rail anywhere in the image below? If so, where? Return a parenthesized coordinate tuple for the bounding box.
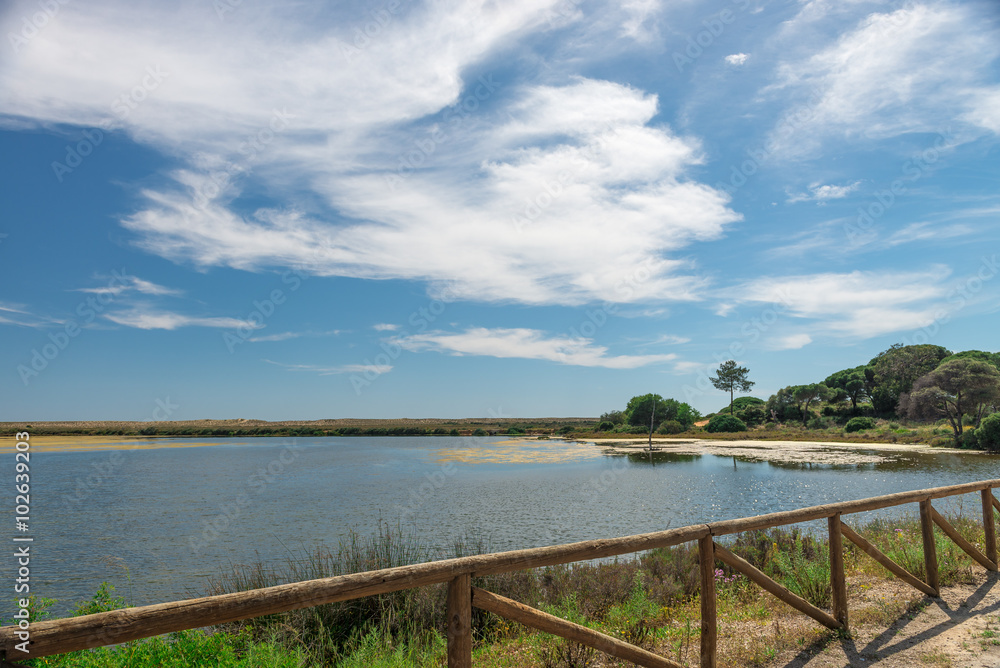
(2, 477, 999, 664)
(471, 587, 681, 668)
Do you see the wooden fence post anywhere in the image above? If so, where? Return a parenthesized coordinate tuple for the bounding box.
(828, 514, 848, 627)
(447, 573, 472, 668)
(983, 489, 998, 569)
(919, 499, 940, 595)
(699, 534, 717, 668)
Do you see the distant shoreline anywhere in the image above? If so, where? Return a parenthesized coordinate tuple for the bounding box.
(0, 417, 596, 437)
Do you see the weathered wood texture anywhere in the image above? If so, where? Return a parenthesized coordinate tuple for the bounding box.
(713, 543, 843, 630)
(920, 499, 940, 595)
(828, 514, 848, 627)
(840, 523, 937, 597)
(982, 489, 998, 568)
(471, 587, 682, 668)
(699, 534, 718, 668)
(447, 574, 472, 668)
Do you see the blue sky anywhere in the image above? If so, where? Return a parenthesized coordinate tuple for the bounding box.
(1, 0, 999, 421)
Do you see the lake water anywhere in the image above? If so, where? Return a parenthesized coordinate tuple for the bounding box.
(4, 435, 998, 618)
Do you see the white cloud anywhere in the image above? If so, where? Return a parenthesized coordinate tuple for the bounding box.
(770, 333, 813, 350)
(263, 360, 390, 376)
(373, 323, 399, 331)
(735, 267, 952, 338)
(787, 180, 861, 204)
(75, 275, 182, 297)
(884, 222, 974, 247)
(673, 360, 711, 374)
(393, 327, 676, 369)
(619, 0, 661, 43)
(0, 2, 740, 307)
(724, 53, 749, 66)
(248, 329, 341, 343)
(767, 3, 1000, 158)
(0, 303, 62, 328)
(104, 308, 252, 330)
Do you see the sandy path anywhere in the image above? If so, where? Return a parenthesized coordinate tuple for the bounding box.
(773, 572, 1000, 667)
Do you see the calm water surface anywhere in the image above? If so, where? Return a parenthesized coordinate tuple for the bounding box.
(5, 436, 998, 616)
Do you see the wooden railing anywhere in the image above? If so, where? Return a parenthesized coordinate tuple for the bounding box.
(4, 478, 1000, 667)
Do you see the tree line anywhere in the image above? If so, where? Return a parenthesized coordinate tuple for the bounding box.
(597, 344, 1000, 451)
(766, 344, 1000, 448)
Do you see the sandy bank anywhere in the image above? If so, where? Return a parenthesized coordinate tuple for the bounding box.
(574, 436, 975, 466)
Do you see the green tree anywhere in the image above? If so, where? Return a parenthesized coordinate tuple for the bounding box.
(710, 360, 755, 415)
(625, 394, 701, 448)
(599, 410, 625, 425)
(868, 343, 951, 415)
(898, 358, 1000, 444)
(768, 383, 834, 425)
(824, 366, 871, 413)
(939, 350, 1000, 371)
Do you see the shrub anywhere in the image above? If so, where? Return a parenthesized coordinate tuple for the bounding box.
(472, 428, 487, 436)
(736, 406, 766, 427)
(844, 416, 876, 433)
(978, 413, 1000, 452)
(960, 428, 979, 449)
(596, 421, 616, 432)
(705, 414, 747, 433)
(807, 417, 832, 430)
(657, 419, 684, 435)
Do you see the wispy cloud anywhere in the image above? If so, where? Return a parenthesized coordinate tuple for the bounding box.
(393, 327, 676, 369)
(734, 266, 953, 339)
(724, 53, 749, 66)
(373, 323, 399, 331)
(74, 275, 182, 297)
(884, 222, 974, 247)
(768, 3, 1000, 158)
(248, 329, 341, 343)
(104, 308, 253, 330)
(263, 359, 391, 376)
(0, 1, 740, 307)
(0, 302, 63, 328)
(786, 180, 861, 204)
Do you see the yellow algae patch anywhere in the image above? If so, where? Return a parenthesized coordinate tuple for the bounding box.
(434, 438, 605, 465)
(0, 435, 225, 454)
